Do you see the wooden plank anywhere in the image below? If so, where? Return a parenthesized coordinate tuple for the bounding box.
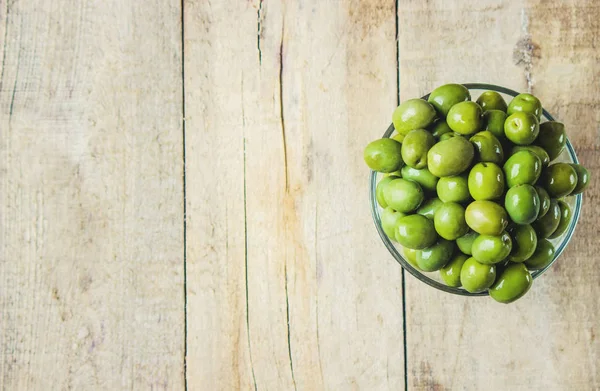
(0, 0, 184, 389)
(399, 1, 600, 390)
(185, 0, 404, 389)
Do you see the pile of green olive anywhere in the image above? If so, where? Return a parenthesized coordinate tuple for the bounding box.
(364, 84, 591, 303)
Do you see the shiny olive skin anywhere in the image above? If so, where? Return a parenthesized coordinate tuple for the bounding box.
(535, 186, 551, 218)
(465, 200, 509, 236)
(417, 239, 455, 272)
(436, 175, 470, 203)
(364, 138, 404, 172)
(471, 231, 513, 265)
(535, 121, 566, 160)
(447, 101, 483, 135)
(548, 200, 572, 239)
(532, 199, 560, 238)
(434, 202, 469, 240)
(429, 120, 453, 139)
(540, 163, 578, 198)
(456, 231, 479, 255)
(396, 214, 438, 249)
(381, 207, 406, 240)
(524, 239, 555, 270)
(428, 84, 471, 117)
(416, 197, 444, 220)
(507, 93, 543, 119)
(401, 166, 439, 192)
(401, 129, 435, 169)
(470, 131, 504, 164)
(482, 110, 507, 140)
(504, 184, 540, 224)
(460, 257, 496, 293)
(569, 164, 591, 195)
(503, 150, 542, 188)
(376, 175, 400, 208)
(383, 178, 424, 213)
(511, 145, 550, 167)
(468, 162, 505, 201)
(504, 112, 540, 145)
(507, 224, 537, 262)
(476, 91, 508, 112)
(392, 99, 437, 136)
(403, 247, 421, 270)
(440, 253, 469, 287)
(427, 136, 475, 177)
(489, 263, 532, 303)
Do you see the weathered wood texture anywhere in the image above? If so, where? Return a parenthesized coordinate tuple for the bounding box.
(0, 0, 184, 389)
(399, 1, 600, 390)
(185, 0, 405, 389)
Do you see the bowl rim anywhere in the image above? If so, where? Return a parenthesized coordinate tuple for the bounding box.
(369, 82, 583, 296)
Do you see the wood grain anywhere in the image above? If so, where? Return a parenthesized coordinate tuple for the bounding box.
(399, 1, 600, 390)
(0, 0, 184, 389)
(185, 0, 405, 389)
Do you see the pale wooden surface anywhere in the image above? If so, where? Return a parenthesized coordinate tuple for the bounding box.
(0, 0, 184, 389)
(1, 0, 599, 390)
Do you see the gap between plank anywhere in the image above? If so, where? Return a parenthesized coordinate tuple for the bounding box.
(395, 0, 409, 389)
(181, 0, 188, 389)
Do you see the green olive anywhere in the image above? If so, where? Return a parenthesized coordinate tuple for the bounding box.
(427, 136, 475, 177)
(364, 138, 404, 173)
(436, 174, 471, 203)
(383, 178, 424, 213)
(503, 150, 542, 188)
(535, 186, 551, 218)
(476, 91, 508, 112)
(539, 163, 578, 198)
(535, 121, 566, 161)
(489, 263, 532, 303)
(468, 162, 505, 201)
(524, 239, 555, 270)
(447, 101, 483, 135)
(401, 129, 436, 169)
(392, 133, 405, 143)
(439, 132, 460, 141)
(511, 145, 550, 167)
(569, 164, 591, 195)
(548, 200, 572, 239)
(396, 214, 438, 249)
(465, 200, 509, 236)
(456, 231, 479, 255)
(429, 120, 453, 139)
(460, 257, 496, 293)
(400, 166, 439, 192)
(381, 207, 406, 240)
(427, 84, 471, 117)
(416, 197, 444, 220)
(392, 99, 437, 136)
(507, 224, 537, 263)
(403, 247, 421, 270)
(507, 93, 542, 119)
(504, 184, 540, 225)
(504, 112, 540, 145)
(470, 131, 504, 165)
(482, 110, 507, 140)
(376, 175, 400, 208)
(434, 202, 469, 240)
(471, 231, 513, 265)
(417, 239, 455, 272)
(440, 253, 469, 287)
(532, 199, 560, 239)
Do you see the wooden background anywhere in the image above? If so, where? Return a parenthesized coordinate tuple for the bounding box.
(1, 0, 598, 389)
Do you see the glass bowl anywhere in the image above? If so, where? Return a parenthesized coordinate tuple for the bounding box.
(369, 83, 583, 296)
